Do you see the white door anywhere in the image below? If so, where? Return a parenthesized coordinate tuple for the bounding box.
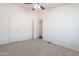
(10, 15, 20, 42)
(33, 19, 39, 39)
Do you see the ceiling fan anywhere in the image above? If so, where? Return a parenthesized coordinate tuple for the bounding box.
(24, 3, 45, 11)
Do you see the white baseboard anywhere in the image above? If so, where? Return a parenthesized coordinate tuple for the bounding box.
(0, 38, 32, 45)
(44, 38, 79, 53)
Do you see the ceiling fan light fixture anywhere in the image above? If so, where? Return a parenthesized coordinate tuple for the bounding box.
(37, 5, 40, 9)
(34, 4, 37, 9)
(34, 4, 40, 9)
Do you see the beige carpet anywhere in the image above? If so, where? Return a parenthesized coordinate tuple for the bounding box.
(0, 39, 79, 56)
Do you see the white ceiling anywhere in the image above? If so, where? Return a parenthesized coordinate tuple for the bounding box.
(15, 3, 71, 11)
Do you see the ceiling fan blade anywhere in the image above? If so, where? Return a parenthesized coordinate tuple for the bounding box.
(40, 5, 45, 10)
(24, 3, 33, 4)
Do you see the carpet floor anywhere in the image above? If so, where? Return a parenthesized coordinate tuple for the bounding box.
(0, 39, 79, 56)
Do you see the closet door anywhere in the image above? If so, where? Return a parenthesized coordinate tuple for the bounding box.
(10, 15, 20, 42)
(10, 13, 33, 42)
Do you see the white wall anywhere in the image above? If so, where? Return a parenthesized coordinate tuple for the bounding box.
(0, 3, 34, 44)
(43, 4, 79, 52)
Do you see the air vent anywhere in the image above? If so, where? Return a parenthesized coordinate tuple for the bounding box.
(47, 41, 52, 44)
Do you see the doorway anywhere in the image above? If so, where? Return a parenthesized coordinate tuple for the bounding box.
(32, 19, 43, 40)
(39, 19, 43, 39)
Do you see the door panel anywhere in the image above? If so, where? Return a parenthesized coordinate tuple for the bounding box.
(33, 19, 39, 39)
(10, 16, 19, 42)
